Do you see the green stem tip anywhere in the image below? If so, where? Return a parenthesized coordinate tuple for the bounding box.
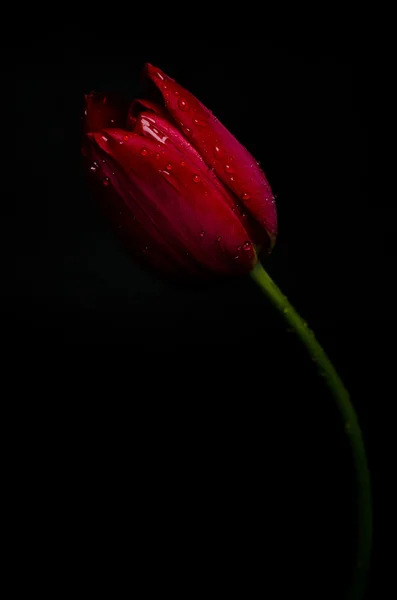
(250, 261, 372, 600)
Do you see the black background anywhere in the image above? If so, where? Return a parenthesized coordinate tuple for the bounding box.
(4, 25, 387, 598)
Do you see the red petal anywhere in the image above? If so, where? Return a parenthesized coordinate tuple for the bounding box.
(85, 128, 258, 276)
(83, 92, 129, 134)
(144, 63, 278, 248)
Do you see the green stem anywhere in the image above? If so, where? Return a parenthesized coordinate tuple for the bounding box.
(250, 261, 372, 600)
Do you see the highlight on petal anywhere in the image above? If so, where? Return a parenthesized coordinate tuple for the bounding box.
(144, 63, 278, 248)
(132, 112, 205, 169)
(83, 91, 129, 134)
(83, 128, 258, 276)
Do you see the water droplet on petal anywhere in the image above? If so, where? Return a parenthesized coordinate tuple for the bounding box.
(242, 241, 252, 252)
(192, 174, 200, 183)
(102, 159, 106, 163)
(224, 164, 233, 173)
(193, 118, 206, 127)
(166, 162, 172, 170)
(214, 145, 221, 154)
(90, 164, 97, 172)
(109, 118, 115, 125)
(180, 161, 186, 167)
(140, 147, 148, 156)
(101, 135, 108, 142)
(155, 153, 161, 160)
(123, 135, 129, 141)
(155, 71, 164, 80)
(229, 176, 234, 182)
(242, 213, 246, 218)
(174, 90, 180, 96)
(242, 192, 251, 200)
(200, 230, 205, 237)
(217, 236, 222, 242)
(103, 177, 110, 186)
(184, 127, 192, 134)
(178, 98, 189, 111)
(162, 84, 168, 90)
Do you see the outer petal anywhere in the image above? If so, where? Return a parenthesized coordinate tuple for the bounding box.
(83, 92, 129, 134)
(145, 63, 278, 248)
(83, 128, 257, 276)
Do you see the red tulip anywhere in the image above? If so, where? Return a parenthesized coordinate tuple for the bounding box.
(82, 64, 277, 278)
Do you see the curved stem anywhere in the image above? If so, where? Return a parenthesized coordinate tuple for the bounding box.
(250, 261, 372, 600)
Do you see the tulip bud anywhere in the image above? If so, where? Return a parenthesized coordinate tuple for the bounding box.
(82, 65, 277, 278)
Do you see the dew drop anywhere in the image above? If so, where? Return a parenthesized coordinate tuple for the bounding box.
(178, 98, 189, 111)
(90, 165, 97, 172)
(123, 135, 129, 141)
(140, 147, 148, 156)
(200, 230, 205, 237)
(155, 71, 164, 80)
(166, 162, 172, 170)
(229, 176, 234, 182)
(192, 174, 200, 183)
(242, 192, 251, 200)
(103, 177, 110, 186)
(237, 245, 242, 251)
(242, 213, 246, 218)
(214, 145, 221, 154)
(180, 161, 186, 167)
(174, 90, 180, 96)
(155, 153, 161, 160)
(217, 236, 222, 242)
(193, 118, 206, 127)
(224, 164, 233, 173)
(109, 118, 115, 125)
(184, 127, 192, 134)
(101, 159, 106, 163)
(204, 191, 208, 196)
(162, 84, 168, 91)
(101, 135, 108, 142)
(242, 241, 252, 252)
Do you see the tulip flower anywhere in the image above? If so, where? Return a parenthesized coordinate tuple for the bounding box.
(82, 64, 371, 600)
(82, 64, 277, 279)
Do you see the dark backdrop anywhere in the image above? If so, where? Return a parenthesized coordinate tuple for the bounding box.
(4, 28, 386, 598)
